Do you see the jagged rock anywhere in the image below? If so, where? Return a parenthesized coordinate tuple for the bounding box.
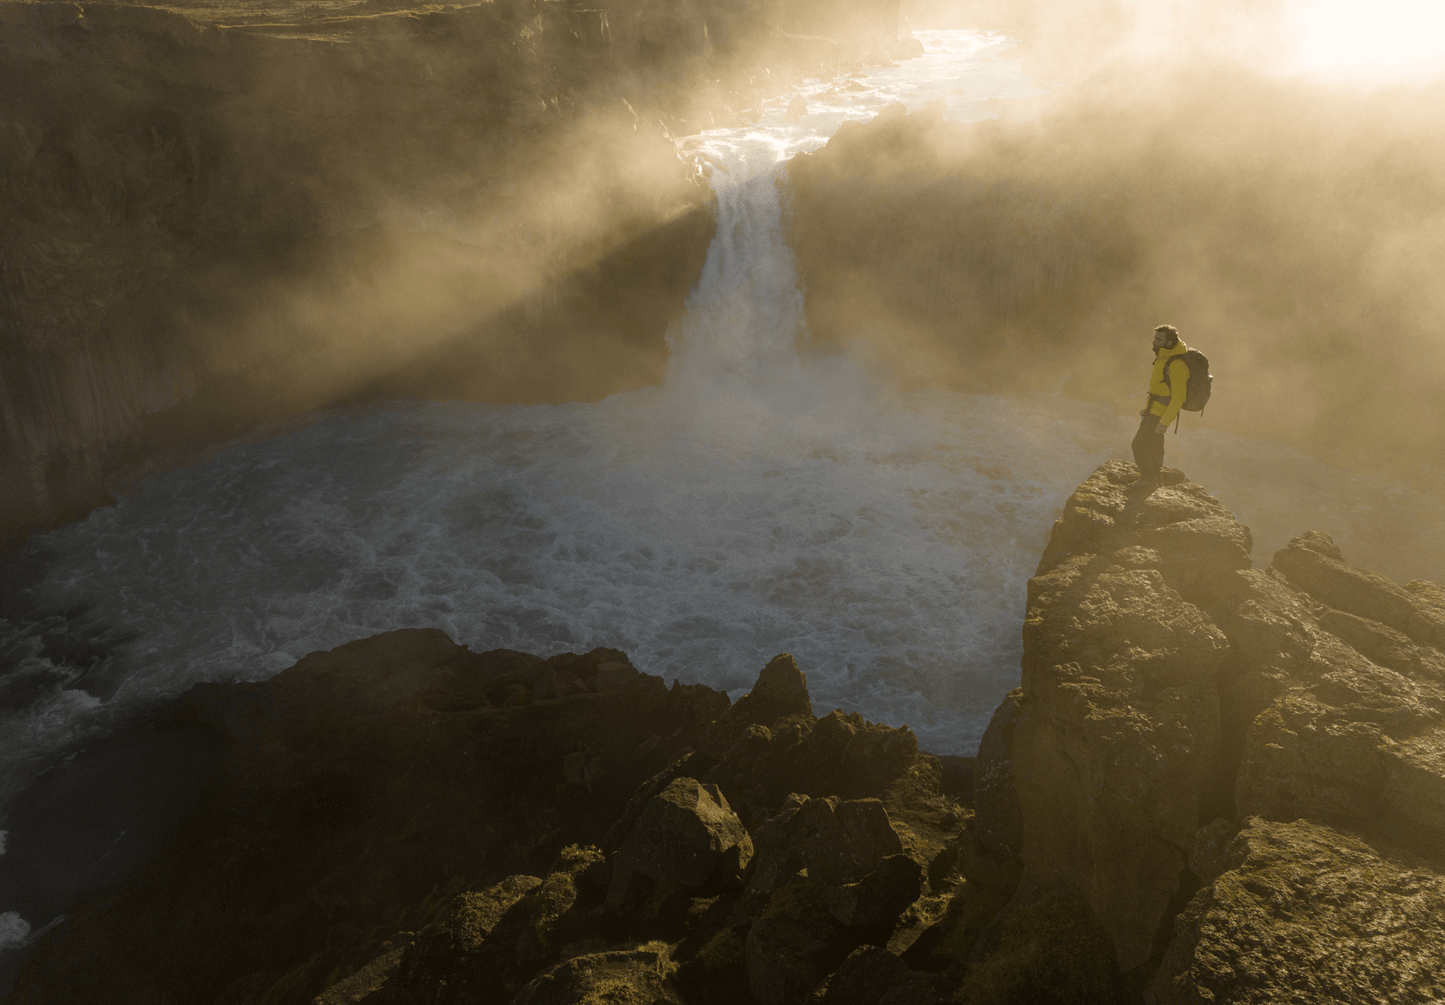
(722, 653, 814, 727)
(954, 884, 1123, 1004)
(1273, 532, 1445, 650)
(512, 949, 682, 1005)
(747, 795, 904, 896)
(743, 877, 854, 1005)
(1222, 535, 1445, 850)
(1146, 817, 1445, 1005)
(785, 710, 920, 800)
(10, 633, 730, 1005)
(312, 947, 406, 1004)
(1408, 579, 1445, 616)
(517, 846, 610, 969)
(596, 660, 643, 692)
(606, 778, 753, 912)
(965, 689, 1023, 891)
(1035, 460, 1251, 609)
(388, 874, 543, 1003)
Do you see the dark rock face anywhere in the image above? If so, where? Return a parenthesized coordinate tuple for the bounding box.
(9, 636, 961, 1005)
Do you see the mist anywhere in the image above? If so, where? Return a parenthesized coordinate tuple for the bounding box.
(792, 0, 1445, 488)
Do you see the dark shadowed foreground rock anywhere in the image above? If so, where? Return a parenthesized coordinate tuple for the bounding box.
(10, 642, 961, 1005)
(607, 777, 754, 911)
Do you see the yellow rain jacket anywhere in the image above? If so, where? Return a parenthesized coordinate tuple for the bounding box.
(1148, 341, 1191, 428)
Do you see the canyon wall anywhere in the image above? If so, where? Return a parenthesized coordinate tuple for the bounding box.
(1, 0, 911, 545)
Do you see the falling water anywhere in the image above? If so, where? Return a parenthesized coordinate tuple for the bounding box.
(2, 30, 1444, 959)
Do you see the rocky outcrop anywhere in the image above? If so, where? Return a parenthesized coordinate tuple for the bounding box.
(9, 635, 963, 1005)
(925, 460, 1445, 1003)
(12, 460, 1441, 1004)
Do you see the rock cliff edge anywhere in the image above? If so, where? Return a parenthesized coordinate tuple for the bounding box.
(9, 461, 1444, 1005)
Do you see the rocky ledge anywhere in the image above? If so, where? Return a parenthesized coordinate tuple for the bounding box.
(10, 460, 1445, 1005)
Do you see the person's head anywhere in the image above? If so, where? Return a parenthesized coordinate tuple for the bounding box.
(1152, 325, 1180, 351)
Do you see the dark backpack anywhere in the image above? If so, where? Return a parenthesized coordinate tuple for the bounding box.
(1162, 348, 1212, 414)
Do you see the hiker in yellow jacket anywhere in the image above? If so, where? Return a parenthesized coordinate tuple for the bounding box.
(1132, 325, 1189, 489)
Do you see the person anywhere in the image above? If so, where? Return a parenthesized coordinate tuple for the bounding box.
(1131, 325, 1189, 489)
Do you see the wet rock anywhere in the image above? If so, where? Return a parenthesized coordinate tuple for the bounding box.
(1147, 817, 1445, 1005)
(606, 778, 753, 912)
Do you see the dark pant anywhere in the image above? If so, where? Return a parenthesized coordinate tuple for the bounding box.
(1131, 415, 1164, 482)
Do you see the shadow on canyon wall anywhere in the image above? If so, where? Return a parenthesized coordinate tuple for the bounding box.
(0, 0, 907, 544)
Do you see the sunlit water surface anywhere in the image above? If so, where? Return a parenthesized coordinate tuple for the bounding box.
(1, 32, 1443, 949)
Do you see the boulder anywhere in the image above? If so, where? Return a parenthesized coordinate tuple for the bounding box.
(743, 875, 859, 1005)
(747, 795, 904, 896)
(784, 710, 920, 800)
(516, 846, 610, 969)
(1147, 817, 1445, 1005)
(746, 914, 835, 1005)
(1273, 532, 1445, 650)
(606, 778, 753, 912)
(1223, 537, 1445, 850)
